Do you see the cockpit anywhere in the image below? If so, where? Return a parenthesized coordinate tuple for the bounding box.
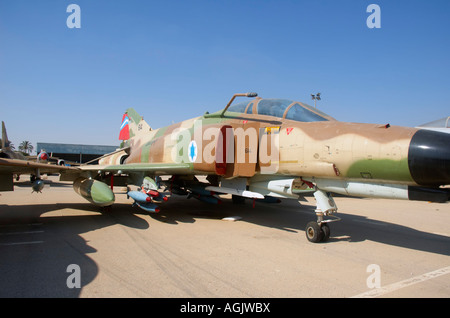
(226, 98, 335, 122)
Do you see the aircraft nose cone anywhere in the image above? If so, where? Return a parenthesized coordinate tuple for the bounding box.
(408, 129, 450, 186)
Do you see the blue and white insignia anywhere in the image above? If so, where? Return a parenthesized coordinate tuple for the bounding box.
(188, 140, 198, 163)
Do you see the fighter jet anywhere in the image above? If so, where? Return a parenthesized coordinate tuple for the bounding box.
(1, 93, 449, 243)
(0, 121, 77, 192)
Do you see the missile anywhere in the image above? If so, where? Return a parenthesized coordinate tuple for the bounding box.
(193, 194, 222, 204)
(205, 185, 265, 199)
(135, 202, 160, 213)
(189, 185, 215, 196)
(128, 190, 163, 212)
(145, 189, 168, 202)
(147, 190, 159, 197)
(128, 190, 152, 203)
(73, 178, 115, 207)
(314, 179, 450, 203)
(257, 196, 282, 203)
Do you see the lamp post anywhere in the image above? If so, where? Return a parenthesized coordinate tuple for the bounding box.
(311, 92, 321, 108)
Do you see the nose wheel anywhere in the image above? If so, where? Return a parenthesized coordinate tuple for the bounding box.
(305, 221, 331, 243)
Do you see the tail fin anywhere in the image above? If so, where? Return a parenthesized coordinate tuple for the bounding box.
(119, 108, 152, 143)
(1, 121, 11, 149)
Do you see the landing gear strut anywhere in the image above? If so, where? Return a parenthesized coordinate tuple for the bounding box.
(305, 190, 340, 243)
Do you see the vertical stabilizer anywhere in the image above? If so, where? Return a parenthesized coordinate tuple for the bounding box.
(119, 114, 130, 141)
(1, 121, 11, 149)
(119, 108, 152, 143)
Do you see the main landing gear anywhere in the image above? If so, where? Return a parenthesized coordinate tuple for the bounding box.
(305, 190, 340, 243)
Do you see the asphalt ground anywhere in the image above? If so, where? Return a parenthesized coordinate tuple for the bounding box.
(0, 175, 449, 299)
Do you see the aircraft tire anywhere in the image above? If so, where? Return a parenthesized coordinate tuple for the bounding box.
(321, 223, 330, 242)
(305, 221, 323, 243)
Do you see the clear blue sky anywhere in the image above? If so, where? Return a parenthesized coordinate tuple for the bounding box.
(1, 0, 449, 153)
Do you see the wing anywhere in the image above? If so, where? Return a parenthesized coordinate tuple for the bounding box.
(0, 158, 79, 191)
(77, 162, 193, 175)
(0, 158, 79, 175)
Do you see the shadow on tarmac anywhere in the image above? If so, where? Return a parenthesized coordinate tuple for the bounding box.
(0, 194, 448, 297)
(0, 202, 148, 297)
(149, 195, 450, 256)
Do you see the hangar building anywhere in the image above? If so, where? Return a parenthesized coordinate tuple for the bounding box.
(36, 142, 118, 164)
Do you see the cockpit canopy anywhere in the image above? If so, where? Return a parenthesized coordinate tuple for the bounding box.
(227, 98, 335, 122)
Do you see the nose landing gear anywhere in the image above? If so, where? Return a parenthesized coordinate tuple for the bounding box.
(305, 190, 340, 243)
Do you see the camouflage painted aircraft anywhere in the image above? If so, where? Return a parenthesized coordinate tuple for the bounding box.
(1, 121, 47, 162)
(1, 121, 78, 166)
(0, 121, 78, 192)
(1, 93, 449, 243)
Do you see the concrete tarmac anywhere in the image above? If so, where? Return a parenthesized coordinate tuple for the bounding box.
(0, 176, 449, 298)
